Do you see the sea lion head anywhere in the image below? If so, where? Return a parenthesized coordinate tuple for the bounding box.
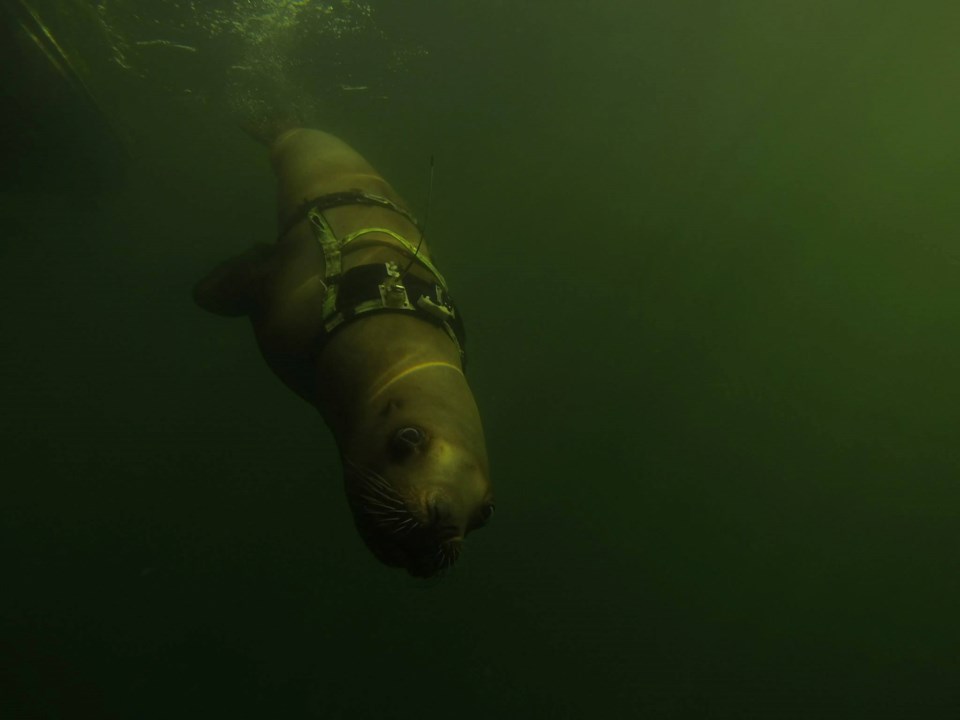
(340, 363, 494, 578)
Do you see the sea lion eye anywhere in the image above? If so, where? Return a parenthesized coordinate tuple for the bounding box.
(391, 426, 425, 457)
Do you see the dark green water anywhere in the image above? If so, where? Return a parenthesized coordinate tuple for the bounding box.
(2, 1, 958, 717)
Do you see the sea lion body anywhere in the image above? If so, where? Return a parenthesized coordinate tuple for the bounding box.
(195, 129, 493, 577)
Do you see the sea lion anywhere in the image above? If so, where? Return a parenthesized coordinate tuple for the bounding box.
(194, 128, 494, 578)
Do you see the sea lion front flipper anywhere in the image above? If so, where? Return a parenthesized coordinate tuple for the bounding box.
(193, 243, 276, 317)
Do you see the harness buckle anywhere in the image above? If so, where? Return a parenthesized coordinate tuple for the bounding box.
(379, 262, 413, 310)
(416, 294, 455, 322)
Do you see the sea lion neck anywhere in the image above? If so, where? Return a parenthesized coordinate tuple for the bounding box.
(313, 314, 464, 439)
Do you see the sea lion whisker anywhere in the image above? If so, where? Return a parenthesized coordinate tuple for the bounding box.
(346, 460, 390, 487)
(359, 466, 390, 485)
(363, 485, 403, 505)
(347, 465, 413, 515)
(344, 460, 392, 489)
(357, 491, 394, 504)
(353, 470, 403, 498)
(361, 499, 397, 517)
(367, 482, 403, 503)
(370, 515, 411, 528)
(358, 495, 403, 512)
(365, 510, 404, 521)
(357, 478, 404, 499)
(359, 505, 402, 518)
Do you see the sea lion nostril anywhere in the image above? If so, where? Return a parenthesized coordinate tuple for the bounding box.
(427, 497, 444, 526)
(480, 503, 495, 523)
(426, 496, 459, 532)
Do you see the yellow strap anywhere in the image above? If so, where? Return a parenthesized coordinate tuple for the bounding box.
(367, 361, 464, 403)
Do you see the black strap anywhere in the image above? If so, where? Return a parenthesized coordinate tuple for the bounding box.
(324, 264, 467, 368)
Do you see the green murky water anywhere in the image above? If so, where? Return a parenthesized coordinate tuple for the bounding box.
(2, 1, 958, 717)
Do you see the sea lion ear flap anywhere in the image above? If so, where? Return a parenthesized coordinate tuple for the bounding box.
(192, 243, 275, 317)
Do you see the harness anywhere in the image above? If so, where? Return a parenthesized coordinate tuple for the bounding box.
(293, 191, 467, 367)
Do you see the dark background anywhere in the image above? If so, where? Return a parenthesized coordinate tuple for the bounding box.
(2, 1, 958, 717)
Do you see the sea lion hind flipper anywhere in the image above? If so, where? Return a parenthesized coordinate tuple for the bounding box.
(192, 243, 275, 317)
